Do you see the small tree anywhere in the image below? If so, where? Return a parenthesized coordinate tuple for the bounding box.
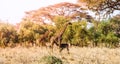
(18, 20, 47, 45)
(0, 22, 18, 47)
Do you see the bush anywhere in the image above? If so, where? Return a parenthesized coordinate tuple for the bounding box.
(40, 55, 63, 64)
(0, 22, 18, 47)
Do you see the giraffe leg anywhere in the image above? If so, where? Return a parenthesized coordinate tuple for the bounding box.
(67, 46, 70, 54)
(59, 48, 63, 53)
(58, 38, 62, 46)
(50, 41, 55, 53)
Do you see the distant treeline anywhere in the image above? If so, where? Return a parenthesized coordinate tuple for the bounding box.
(0, 16, 119, 48)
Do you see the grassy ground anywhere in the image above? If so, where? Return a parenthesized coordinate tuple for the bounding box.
(0, 46, 120, 64)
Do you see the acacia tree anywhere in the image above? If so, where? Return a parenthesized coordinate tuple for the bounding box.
(78, 0, 120, 16)
(23, 2, 91, 25)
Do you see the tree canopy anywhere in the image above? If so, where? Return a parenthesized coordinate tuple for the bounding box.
(23, 2, 91, 25)
(78, 0, 120, 16)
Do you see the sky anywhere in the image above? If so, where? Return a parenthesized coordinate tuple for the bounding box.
(0, 0, 119, 24)
(0, 0, 76, 24)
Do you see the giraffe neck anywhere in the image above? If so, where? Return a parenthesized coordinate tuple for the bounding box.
(58, 23, 69, 37)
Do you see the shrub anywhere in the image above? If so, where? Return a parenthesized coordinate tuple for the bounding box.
(39, 55, 63, 64)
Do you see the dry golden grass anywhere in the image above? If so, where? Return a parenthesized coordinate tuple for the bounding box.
(0, 46, 120, 64)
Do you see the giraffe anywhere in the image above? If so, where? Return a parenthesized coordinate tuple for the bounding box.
(36, 30, 50, 47)
(50, 22, 72, 53)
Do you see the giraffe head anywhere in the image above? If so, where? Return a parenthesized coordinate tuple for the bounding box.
(66, 22, 72, 25)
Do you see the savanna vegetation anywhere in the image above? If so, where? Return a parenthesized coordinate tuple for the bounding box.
(0, 1, 120, 48)
(0, 0, 120, 64)
(0, 46, 120, 64)
(0, 14, 119, 48)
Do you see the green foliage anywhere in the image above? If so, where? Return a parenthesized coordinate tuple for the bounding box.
(53, 16, 70, 29)
(18, 21, 47, 44)
(40, 55, 63, 64)
(0, 22, 18, 47)
(87, 17, 120, 47)
(62, 21, 89, 46)
(0, 14, 119, 48)
(62, 25, 74, 43)
(53, 15, 119, 47)
(73, 21, 89, 46)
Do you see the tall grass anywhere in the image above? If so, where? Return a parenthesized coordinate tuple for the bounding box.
(0, 46, 120, 64)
